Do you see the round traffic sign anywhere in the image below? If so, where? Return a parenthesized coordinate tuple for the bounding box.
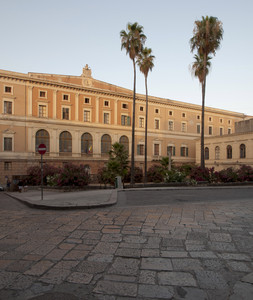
(38, 143, 47, 155)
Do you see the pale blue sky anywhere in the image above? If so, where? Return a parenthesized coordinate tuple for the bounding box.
(1, 0, 252, 115)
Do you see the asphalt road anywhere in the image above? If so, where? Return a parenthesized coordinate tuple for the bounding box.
(117, 187, 253, 207)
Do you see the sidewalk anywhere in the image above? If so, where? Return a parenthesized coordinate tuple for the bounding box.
(5, 188, 117, 209)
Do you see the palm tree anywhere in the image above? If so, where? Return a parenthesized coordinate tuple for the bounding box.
(120, 22, 146, 185)
(137, 47, 155, 184)
(190, 16, 223, 169)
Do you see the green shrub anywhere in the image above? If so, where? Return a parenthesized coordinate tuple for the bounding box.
(164, 170, 186, 183)
(125, 167, 143, 183)
(57, 163, 90, 186)
(147, 165, 164, 183)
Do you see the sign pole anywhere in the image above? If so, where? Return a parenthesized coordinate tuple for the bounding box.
(41, 154, 43, 200)
(38, 143, 46, 200)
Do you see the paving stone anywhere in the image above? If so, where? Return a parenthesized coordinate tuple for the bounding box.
(161, 251, 188, 258)
(63, 250, 89, 260)
(172, 258, 203, 271)
(88, 254, 114, 263)
(190, 251, 217, 259)
(94, 280, 137, 297)
(45, 249, 69, 261)
(195, 270, 228, 290)
(208, 242, 237, 252)
(141, 249, 159, 257)
(0, 271, 19, 289)
(139, 270, 156, 284)
(6, 260, 33, 272)
(227, 261, 252, 272)
(92, 242, 119, 254)
(66, 272, 93, 284)
(141, 258, 173, 271)
(7, 274, 34, 290)
(186, 244, 207, 251)
(25, 261, 54, 276)
(242, 272, 253, 284)
(162, 238, 184, 247)
(138, 284, 174, 299)
(210, 233, 232, 242)
(218, 253, 251, 261)
(101, 234, 122, 243)
(187, 232, 208, 240)
(39, 267, 71, 284)
(202, 259, 226, 271)
(76, 261, 108, 274)
(54, 260, 79, 270)
(123, 236, 147, 244)
(108, 257, 139, 275)
(175, 287, 208, 300)
(158, 271, 197, 286)
(116, 248, 141, 258)
(229, 282, 253, 300)
(104, 274, 136, 283)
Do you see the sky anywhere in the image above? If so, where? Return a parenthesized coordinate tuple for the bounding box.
(1, 0, 253, 115)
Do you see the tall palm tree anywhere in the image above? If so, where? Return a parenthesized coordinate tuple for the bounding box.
(190, 16, 223, 169)
(137, 47, 155, 184)
(120, 22, 146, 185)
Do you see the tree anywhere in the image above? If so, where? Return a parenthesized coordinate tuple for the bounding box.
(190, 16, 223, 169)
(137, 47, 155, 183)
(120, 22, 146, 185)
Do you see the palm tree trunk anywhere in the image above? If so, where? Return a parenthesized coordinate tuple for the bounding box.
(130, 59, 136, 185)
(144, 75, 148, 184)
(201, 54, 207, 170)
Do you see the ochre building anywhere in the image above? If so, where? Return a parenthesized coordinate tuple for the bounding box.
(0, 66, 249, 184)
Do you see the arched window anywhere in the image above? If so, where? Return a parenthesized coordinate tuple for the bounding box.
(59, 131, 72, 154)
(204, 147, 209, 160)
(119, 135, 129, 154)
(215, 146, 220, 160)
(227, 145, 232, 159)
(81, 133, 93, 155)
(240, 144, 246, 159)
(36, 129, 50, 153)
(101, 134, 111, 155)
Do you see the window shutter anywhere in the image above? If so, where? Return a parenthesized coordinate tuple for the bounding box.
(121, 115, 124, 125)
(137, 145, 140, 155)
(186, 147, 188, 157)
(127, 116, 131, 126)
(180, 147, 183, 156)
(173, 146, 175, 156)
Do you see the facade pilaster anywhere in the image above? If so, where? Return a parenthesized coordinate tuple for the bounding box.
(96, 97, 99, 123)
(28, 86, 33, 116)
(75, 93, 79, 121)
(114, 99, 118, 125)
(53, 90, 57, 119)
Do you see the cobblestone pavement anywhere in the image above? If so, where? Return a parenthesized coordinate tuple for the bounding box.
(0, 194, 253, 299)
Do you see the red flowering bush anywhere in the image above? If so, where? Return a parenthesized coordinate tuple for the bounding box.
(57, 163, 90, 186)
(125, 167, 143, 183)
(216, 167, 238, 183)
(236, 165, 253, 182)
(27, 164, 60, 185)
(147, 165, 164, 183)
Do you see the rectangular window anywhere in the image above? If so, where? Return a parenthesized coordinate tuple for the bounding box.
(219, 118, 223, 123)
(85, 97, 90, 104)
(220, 127, 223, 136)
(155, 108, 159, 114)
(39, 105, 47, 117)
(4, 137, 12, 151)
(209, 126, 213, 135)
(197, 124, 201, 134)
(62, 107, 69, 120)
(180, 146, 188, 157)
(4, 86, 12, 93)
(104, 100, 109, 107)
(4, 162, 12, 170)
(167, 146, 175, 156)
(181, 122, 187, 132)
(104, 112, 109, 124)
(168, 120, 174, 131)
(140, 106, 144, 112)
(63, 94, 69, 101)
(228, 128, 232, 134)
(154, 144, 159, 156)
(84, 110, 90, 122)
(121, 115, 131, 126)
(139, 117, 144, 128)
(209, 117, 212, 122)
(182, 113, 186, 118)
(39, 91, 46, 98)
(197, 115, 200, 120)
(169, 110, 173, 116)
(4, 101, 12, 114)
(137, 144, 144, 155)
(122, 103, 128, 109)
(155, 119, 160, 129)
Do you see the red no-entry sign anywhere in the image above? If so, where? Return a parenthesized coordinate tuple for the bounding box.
(38, 144, 46, 155)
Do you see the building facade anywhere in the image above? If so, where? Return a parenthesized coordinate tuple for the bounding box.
(196, 119, 253, 170)
(0, 66, 249, 184)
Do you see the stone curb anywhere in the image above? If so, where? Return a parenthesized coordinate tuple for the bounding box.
(4, 189, 118, 210)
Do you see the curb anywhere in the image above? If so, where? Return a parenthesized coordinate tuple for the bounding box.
(4, 190, 118, 210)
